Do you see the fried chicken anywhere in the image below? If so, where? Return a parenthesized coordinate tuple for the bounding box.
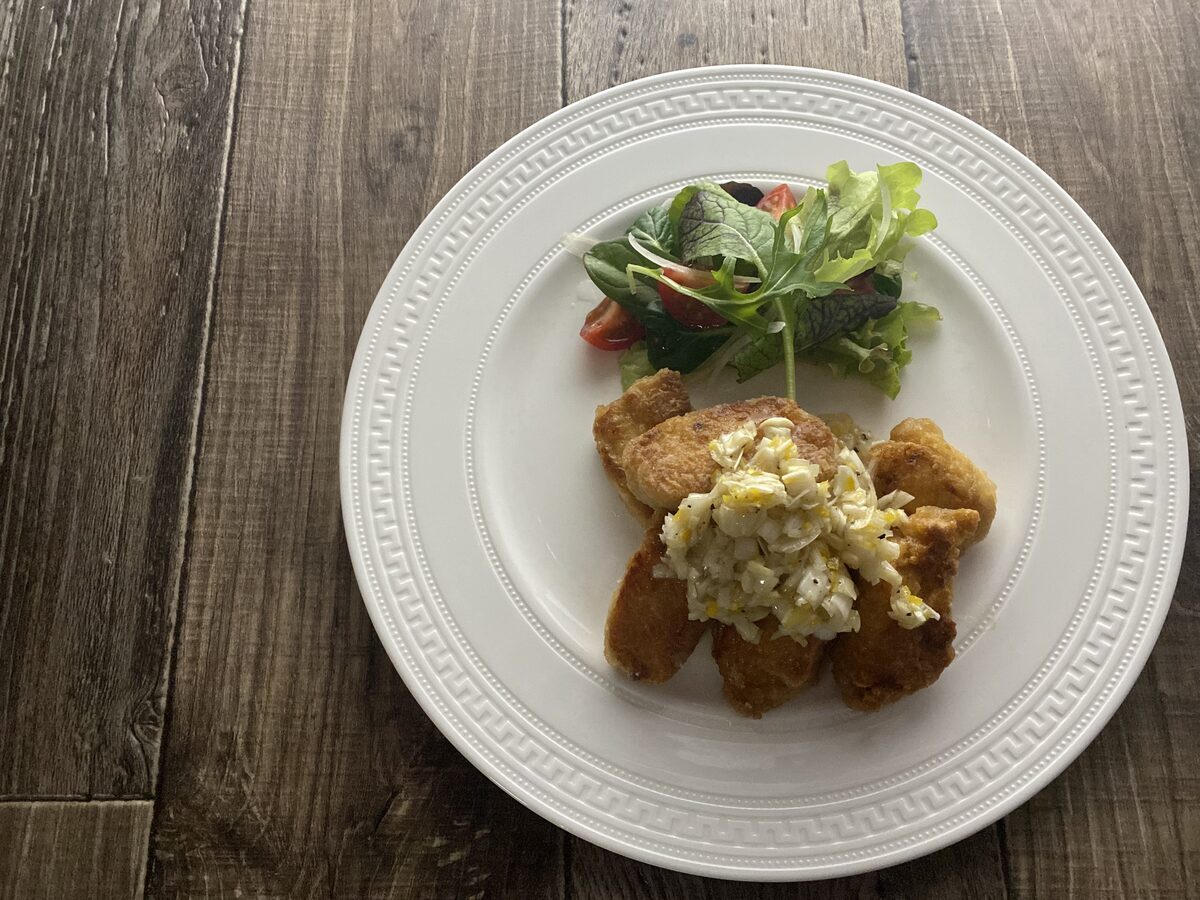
(711, 621, 825, 718)
(870, 418, 997, 543)
(620, 397, 839, 511)
(595, 384, 840, 700)
(831, 506, 980, 711)
(604, 519, 708, 683)
(593, 369, 692, 527)
(594, 379, 996, 714)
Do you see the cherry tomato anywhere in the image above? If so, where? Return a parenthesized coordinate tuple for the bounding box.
(662, 266, 716, 289)
(756, 183, 798, 220)
(580, 298, 645, 350)
(656, 282, 727, 329)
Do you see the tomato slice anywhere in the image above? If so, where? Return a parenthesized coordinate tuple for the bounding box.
(757, 183, 798, 220)
(662, 266, 716, 290)
(580, 298, 645, 350)
(656, 281, 726, 330)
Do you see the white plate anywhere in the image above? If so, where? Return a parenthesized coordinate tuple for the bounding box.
(341, 66, 1187, 881)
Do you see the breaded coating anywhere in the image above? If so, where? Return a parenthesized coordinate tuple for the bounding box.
(605, 523, 708, 683)
(711, 620, 825, 718)
(831, 506, 980, 711)
(870, 418, 997, 543)
(593, 370, 692, 526)
(620, 397, 839, 511)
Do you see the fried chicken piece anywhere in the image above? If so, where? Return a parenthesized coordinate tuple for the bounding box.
(711, 620, 825, 718)
(870, 418, 997, 543)
(593, 370, 692, 526)
(831, 506, 980, 711)
(605, 521, 707, 683)
(620, 397, 839, 510)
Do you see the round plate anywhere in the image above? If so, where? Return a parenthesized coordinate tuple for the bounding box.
(340, 66, 1187, 881)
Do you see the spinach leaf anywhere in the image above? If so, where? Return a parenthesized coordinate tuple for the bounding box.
(582, 240, 682, 337)
(646, 326, 729, 374)
(584, 240, 733, 376)
(584, 175, 937, 398)
(582, 239, 645, 300)
(677, 184, 776, 269)
(628, 190, 839, 337)
(628, 206, 677, 259)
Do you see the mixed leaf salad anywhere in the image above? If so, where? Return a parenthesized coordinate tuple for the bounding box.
(576, 161, 940, 399)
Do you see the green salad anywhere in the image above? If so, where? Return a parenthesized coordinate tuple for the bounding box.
(576, 161, 940, 399)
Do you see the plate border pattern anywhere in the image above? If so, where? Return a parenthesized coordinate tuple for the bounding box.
(341, 67, 1184, 878)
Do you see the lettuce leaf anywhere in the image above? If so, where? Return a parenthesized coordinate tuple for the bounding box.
(733, 291, 898, 382)
(677, 183, 776, 268)
(814, 162, 937, 282)
(619, 343, 655, 389)
(626, 189, 841, 336)
(802, 301, 941, 398)
(583, 167, 939, 398)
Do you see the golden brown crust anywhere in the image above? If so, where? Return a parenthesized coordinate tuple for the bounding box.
(620, 397, 839, 511)
(599, 452, 657, 528)
(870, 418, 997, 543)
(711, 620, 825, 718)
(830, 506, 980, 711)
(604, 524, 708, 684)
(593, 370, 692, 526)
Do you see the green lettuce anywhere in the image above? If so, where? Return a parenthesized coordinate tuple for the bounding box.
(804, 301, 941, 398)
(733, 291, 899, 382)
(814, 162, 937, 282)
(579, 164, 941, 399)
(619, 343, 655, 389)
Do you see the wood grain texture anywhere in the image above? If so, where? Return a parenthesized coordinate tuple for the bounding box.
(0, 801, 152, 900)
(0, 0, 1195, 896)
(0, 0, 245, 797)
(145, 0, 564, 895)
(905, 0, 1200, 896)
(565, 0, 907, 95)
(570, 827, 1008, 899)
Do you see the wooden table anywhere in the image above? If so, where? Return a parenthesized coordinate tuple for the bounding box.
(2, 0, 1197, 896)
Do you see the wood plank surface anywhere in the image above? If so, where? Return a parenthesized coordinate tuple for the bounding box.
(144, 0, 564, 896)
(565, 0, 907, 91)
(905, 0, 1200, 897)
(570, 828, 1009, 899)
(0, 801, 152, 900)
(0, 0, 1195, 896)
(0, 0, 246, 797)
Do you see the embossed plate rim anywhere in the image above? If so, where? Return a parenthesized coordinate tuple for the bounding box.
(340, 65, 1187, 880)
